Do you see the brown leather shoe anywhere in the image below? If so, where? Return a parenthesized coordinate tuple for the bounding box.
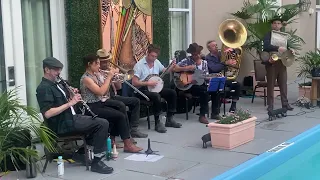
(123, 139, 143, 153)
(199, 116, 209, 124)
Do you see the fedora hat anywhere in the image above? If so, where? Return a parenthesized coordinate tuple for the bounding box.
(186, 43, 203, 54)
(97, 49, 112, 61)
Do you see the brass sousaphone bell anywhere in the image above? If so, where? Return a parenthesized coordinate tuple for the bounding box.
(218, 19, 247, 49)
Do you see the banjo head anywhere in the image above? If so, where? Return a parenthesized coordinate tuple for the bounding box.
(147, 76, 164, 93)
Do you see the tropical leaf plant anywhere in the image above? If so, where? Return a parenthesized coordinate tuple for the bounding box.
(0, 88, 57, 173)
(231, 0, 306, 57)
(296, 50, 320, 78)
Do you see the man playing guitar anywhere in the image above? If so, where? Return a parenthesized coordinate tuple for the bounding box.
(173, 43, 210, 124)
(132, 44, 182, 133)
(206, 40, 241, 118)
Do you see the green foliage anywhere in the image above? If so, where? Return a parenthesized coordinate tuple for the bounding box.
(65, 0, 101, 87)
(152, 0, 169, 66)
(231, 0, 306, 56)
(0, 88, 56, 172)
(217, 109, 252, 124)
(296, 50, 320, 78)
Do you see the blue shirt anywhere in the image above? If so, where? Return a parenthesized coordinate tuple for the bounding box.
(177, 56, 209, 75)
(205, 52, 224, 73)
(133, 56, 165, 80)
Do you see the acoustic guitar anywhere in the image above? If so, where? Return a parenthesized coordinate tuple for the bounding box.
(173, 69, 220, 91)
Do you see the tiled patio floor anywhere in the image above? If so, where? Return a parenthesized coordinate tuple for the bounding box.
(3, 83, 320, 180)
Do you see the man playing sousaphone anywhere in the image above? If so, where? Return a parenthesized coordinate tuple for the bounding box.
(206, 40, 241, 118)
(262, 15, 294, 112)
(97, 49, 148, 138)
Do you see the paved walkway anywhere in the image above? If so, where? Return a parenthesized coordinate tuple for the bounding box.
(3, 84, 320, 180)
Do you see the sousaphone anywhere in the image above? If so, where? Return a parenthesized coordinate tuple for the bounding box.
(218, 19, 247, 80)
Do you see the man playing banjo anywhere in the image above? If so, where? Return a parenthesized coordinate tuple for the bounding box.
(262, 15, 294, 112)
(132, 44, 182, 133)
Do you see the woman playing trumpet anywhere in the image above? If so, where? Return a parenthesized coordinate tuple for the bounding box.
(80, 54, 143, 153)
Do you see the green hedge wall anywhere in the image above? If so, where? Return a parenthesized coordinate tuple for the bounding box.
(65, 0, 101, 87)
(152, 0, 169, 67)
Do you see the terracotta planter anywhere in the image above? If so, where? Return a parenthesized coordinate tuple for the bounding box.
(208, 116, 257, 150)
(299, 86, 311, 99)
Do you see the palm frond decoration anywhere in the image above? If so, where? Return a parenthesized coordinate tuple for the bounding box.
(0, 88, 56, 172)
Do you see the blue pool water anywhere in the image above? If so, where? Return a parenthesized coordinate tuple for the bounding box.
(212, 124, 320, 180)
(257, 140, 320, 180)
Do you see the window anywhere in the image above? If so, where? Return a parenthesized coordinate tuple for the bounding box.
(0, 2, 5, 93)
(21, 0, 52, 108)
(317, 0, 320, 5)
(169, 0, 192, 58)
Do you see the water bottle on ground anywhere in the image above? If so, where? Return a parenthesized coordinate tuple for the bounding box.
(57, 156, 64, 176)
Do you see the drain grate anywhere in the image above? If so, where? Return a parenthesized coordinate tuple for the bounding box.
(267, 142, 294, 153)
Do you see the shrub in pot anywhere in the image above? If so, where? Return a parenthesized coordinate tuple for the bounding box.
(208, 109, 256, 150)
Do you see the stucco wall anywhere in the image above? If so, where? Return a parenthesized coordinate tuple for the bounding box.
(193, 0, 316, 83)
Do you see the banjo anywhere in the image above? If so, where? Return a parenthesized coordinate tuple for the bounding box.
(143, 60, 175, 93)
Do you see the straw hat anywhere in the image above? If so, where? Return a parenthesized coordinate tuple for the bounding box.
(96, 49, 112, 61)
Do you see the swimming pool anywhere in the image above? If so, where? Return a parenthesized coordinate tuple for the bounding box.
(212, 124, 320, 180)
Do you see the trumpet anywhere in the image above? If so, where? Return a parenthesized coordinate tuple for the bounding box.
(99, 62, 150, 101)
(99, 70, 131, 83)
(57, 76, 98, 119)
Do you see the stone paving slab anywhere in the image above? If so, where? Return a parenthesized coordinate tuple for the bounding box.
(3, 94, 320, 180)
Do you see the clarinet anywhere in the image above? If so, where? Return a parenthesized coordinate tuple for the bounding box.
(57, 76, 98, 119)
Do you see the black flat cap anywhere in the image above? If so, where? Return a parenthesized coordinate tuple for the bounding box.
(43, 57, 63, 69)
(269, 15, 283, 23)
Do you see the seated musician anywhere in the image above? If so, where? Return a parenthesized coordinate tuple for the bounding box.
(173, 43, 210, 124)
(132, 44, 182, 133)
(79, 54, 143, 153)
(36, 57, 113, 174)
(97, 49, 148, 138)
(205, 40, 241, 118)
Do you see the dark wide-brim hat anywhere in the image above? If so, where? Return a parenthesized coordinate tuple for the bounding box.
(43, 57, 63, 69)
(186, 43, 203, 54)
(269, 15, 283, 23)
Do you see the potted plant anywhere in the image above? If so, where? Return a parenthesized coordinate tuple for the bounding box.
(297, 50, 320, 78)
(298, 81, 312, 99)
(208, 109, 256, 150)
(0, 88, 56, 177)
